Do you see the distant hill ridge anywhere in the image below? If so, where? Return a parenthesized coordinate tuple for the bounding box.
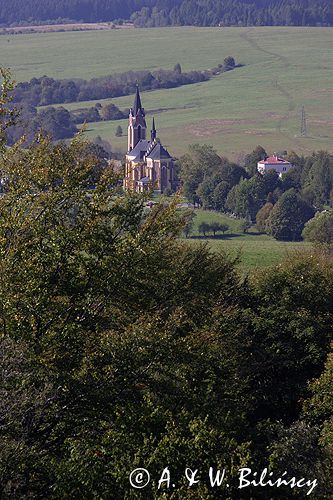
(0, 0, 332, 27)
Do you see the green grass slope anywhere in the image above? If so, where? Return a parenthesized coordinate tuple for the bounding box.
(185, 208, 311, 271)
(2, 26, 332, 159)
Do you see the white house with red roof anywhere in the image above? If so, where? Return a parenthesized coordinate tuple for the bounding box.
(257, 154, 293, 177)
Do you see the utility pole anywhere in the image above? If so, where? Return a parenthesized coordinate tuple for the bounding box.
(300, 106, 307, 137)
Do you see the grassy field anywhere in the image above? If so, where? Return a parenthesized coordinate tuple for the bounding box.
(184, 208, 311, 271)
(1, 26, 333, 159)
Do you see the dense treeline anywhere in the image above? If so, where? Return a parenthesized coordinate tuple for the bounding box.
(6, 106, 78, 143)
(13, 66, 212, 107)
(131, 0, 333, 27)
(0, 0, 151, 25)
(6, 103, 127, 144)
(0, 75, 332, 497)
(0, 0, 332, 27)
(179, 144, 333, 241)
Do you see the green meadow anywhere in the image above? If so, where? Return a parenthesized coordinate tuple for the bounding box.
(184, 208, 311, 271)
(1, 26, 332, 159)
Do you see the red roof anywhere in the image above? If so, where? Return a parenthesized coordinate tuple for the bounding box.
(258, 155, 291, 165)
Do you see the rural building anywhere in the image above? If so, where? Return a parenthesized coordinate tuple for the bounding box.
(257, 154, 293, 177)
(123, 87, 175, 193)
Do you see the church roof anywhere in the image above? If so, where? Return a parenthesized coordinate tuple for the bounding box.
(127, 139, 150, 161)
(146, 140, 173, 160)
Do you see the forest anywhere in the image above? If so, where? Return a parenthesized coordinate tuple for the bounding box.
(0, 0, 332, 27)
(6, 104, 127, 144)
(0, 70, 332, 498)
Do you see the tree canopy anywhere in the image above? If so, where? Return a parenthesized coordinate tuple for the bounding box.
(302, 209, 333, 245)
(0, 0, 332, 27)
(0, 71, 332, 498)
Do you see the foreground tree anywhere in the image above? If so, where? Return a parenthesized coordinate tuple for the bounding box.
(303, 345, 333, 464)
(0, 72, 256, 495)
(251, 253, 333, 422)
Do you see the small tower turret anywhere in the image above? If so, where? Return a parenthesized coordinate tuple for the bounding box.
(151, 117, 157, 141)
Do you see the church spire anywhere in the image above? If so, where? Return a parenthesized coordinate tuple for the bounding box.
(133, 85, 144, 116)
(151, 117, 156, 141)
(128, 85, 147, 151)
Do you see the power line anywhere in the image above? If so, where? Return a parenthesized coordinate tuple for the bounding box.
(300, 106, 307, 137)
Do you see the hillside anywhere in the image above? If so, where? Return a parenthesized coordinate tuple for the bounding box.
(3, 26, 330, 159)
(0, 0, 332, 27)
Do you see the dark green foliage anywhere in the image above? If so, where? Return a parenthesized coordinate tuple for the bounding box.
(179, 144, 246, 208)
(173, 62, 182, 74)
(268, 422, 330, 498)
(71, 105, 101, 123)
(301, 151, 333, 208)
(115, 125, 123, 137)
(182, 209, 196, 237)
(223, 56, 236, 69)
(262, 169, 281, 195)
(198, 221, 210, 236)
(13, 68, 211, 108)
(197, 221, 229, 237)
(1, 0, 331, 27)
(244, 145, 267, 176)
(256, 202, 273, 232)
(1, 141, 333, 495)
(7, 103, 126, 145)
(302, 209, 333, 244)
(0, 134, 255, 496)
(210, 221, 229, 236)
(251, 256, 333, 421)
(212, 181, 231, 211)
(225, 175, 267, 220)
(180, 143, 223, 204)
(239, 218, 251, 233)
(99, 103, 127, 121)
(268, 188, 315, 240)
(7, 105, 78, 143)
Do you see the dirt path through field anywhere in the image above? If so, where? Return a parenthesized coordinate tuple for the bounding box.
(239, 30, 311, 151)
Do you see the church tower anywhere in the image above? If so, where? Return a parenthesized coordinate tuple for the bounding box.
(128, 86, 147, 151)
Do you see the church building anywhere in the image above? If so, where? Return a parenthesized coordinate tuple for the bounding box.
(123, 87, 175, 193)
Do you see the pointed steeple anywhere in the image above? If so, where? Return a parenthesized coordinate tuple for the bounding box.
(128, 86, 147, 151)
(133, 85, 144, 116)
(151, 117, 157, 141)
